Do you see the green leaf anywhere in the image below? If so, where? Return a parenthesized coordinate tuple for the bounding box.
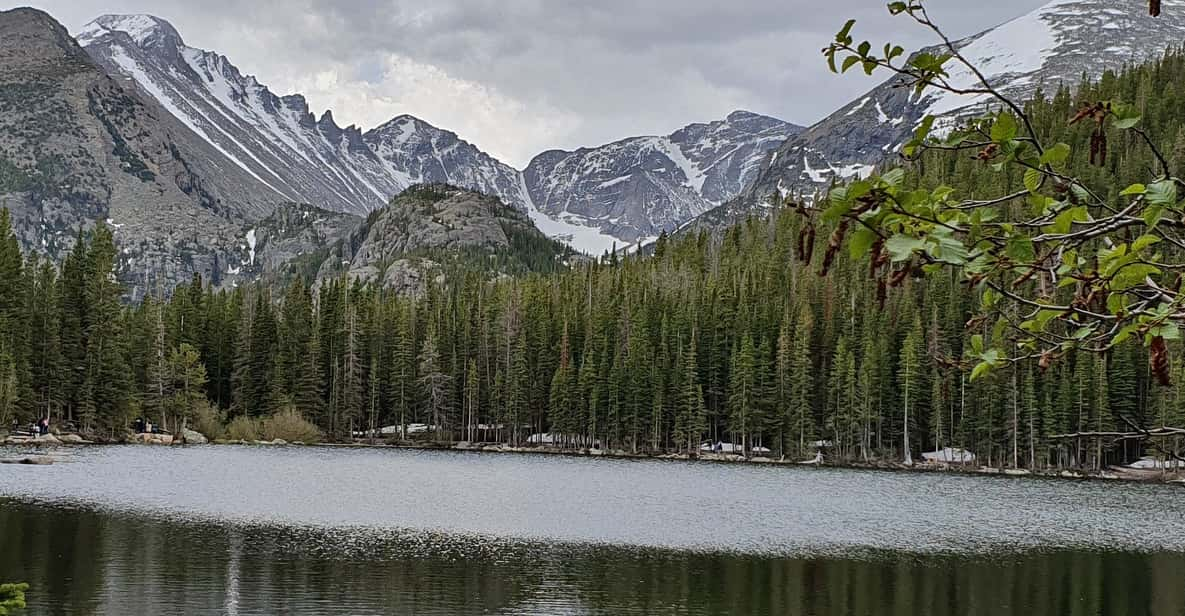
(991, 317, 1008, 341)
(970, 361, 993, 381)
(1005, 235, 1035, 262)
(1023, 168, 1042, 194)
(1144, 205, 1165, 228)
(1132, 234, 1161, 253)
(1113, 116, 1141, 130)
(1107, 293, 1126, 315)
(857, 41, 871, 57)
(887, 1, 908, 14)
(981, 287, 997, 309)
(880, 167, 905, 187)
(848, 226, 878, 259)
(1113, 323, 1140, 345)
(970, 348, 1002, 382)
(970, 334, 984, 354)
(1050, 206, 1086, 235)
(1039, 143, 1070, 166)
(885, 234, 926, 261)
(821, 200, 853, 224)
(836, 19, 856, 43)
(1146, 180, 1177, 206)
(1111, 263, 1160, 291)
(1120, 183, 1146, 196)
(931, 234, 969, 265)
(991, 112, 1017, 142)
(914, 115, 935, 142)
(841, 55, 860, 73)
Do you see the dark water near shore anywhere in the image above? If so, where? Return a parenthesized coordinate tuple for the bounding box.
(1, 445, 1184, 615)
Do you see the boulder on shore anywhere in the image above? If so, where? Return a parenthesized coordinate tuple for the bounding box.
(34, 433, 61, 445)
(130, 432, 174, 445)
(57, 433, 88, 444)
(179, 429, 208, 445)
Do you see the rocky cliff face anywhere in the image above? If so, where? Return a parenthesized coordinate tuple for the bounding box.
(314, 184, 572, 295)
(739, 0, 1185, 209)
(522, 110, 800, 251)
(0, 7, 285, 299)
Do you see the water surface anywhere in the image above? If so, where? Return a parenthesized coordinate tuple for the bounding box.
(1, 445, 1183, 614)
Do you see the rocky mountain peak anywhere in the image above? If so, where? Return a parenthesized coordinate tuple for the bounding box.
(78, 14, 183, 50)
(0, 7, 94, 76)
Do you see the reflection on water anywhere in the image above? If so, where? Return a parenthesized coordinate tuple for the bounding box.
(3, 502, 1185, 616)
(1, 446, 1184, 615)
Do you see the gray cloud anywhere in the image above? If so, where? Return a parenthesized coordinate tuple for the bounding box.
(18, 0, 1045, 166)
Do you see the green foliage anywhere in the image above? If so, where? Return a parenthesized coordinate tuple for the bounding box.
(816, 1, 1185, 399)
(0, 582, 27, 615)
(224, 415, 261, 441)
(261, 407, 322, 443)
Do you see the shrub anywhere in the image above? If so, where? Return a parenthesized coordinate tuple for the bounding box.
(224, 416, 261, 442)
(0, 582, 28, 615)
(190, 402, 225, 441)
(261, 408, 321, 443)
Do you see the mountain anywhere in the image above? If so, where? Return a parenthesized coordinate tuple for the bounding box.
(78, 14, 800, 254)
(78, 15, 528, 217)
(0, 7, 288, 298)
(522, 110, 801, 251)
(739, 0, 1185, 207)
(314, 184, 573, 295)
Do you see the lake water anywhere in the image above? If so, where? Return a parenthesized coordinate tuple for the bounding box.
(1, 445, 1183, 615)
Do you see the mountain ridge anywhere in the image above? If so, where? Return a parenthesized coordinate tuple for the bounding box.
(736, 0, 1185, 210)
(76, 12, 801, 254)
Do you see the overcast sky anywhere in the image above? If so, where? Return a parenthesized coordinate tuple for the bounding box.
(18, 0, 1044, 167)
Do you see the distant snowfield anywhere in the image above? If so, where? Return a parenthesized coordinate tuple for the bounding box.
(523, 199, 630, 256)
(922, 2, 1060, 118)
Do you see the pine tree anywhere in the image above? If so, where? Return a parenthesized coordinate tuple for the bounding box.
(419, 328, 451, 440)
(788, 303, 815, 455)
(899, 316, 925, 465)
(464, 358, 480, 442)
(81, 223, 129, 435)
(168, 343, 208, 430)
(674, 334, 707, 454)
(728, 333, 758, 456)
(549, 323, 575, 445)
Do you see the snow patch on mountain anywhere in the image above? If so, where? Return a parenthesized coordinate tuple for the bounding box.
(738, 0, 1185, 218)
(922, 3, 1061, 117)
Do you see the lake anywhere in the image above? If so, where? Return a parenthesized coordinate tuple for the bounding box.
(1, 445, 1183, 615)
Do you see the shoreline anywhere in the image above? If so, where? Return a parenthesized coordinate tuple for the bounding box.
(5, 435, 1183, 485)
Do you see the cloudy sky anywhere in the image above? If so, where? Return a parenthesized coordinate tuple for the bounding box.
(23, 0, 1043, 167)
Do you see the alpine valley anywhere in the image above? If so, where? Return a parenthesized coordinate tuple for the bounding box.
(1, 1, 1184, 294)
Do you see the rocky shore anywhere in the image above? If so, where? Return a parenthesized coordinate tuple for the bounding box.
(3, 429, 1182, 484)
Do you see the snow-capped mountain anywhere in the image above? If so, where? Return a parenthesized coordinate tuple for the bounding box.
(523, 111, 801, 248)
(77, 14, 800, 255)
(0, 7, 308, 298)
(78, 14, 527, 216)
(742, 0, 1185, 205)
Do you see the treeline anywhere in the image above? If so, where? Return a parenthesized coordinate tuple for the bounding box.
(2, 53, 1185, 468)
(1, 201, 1181, 468)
